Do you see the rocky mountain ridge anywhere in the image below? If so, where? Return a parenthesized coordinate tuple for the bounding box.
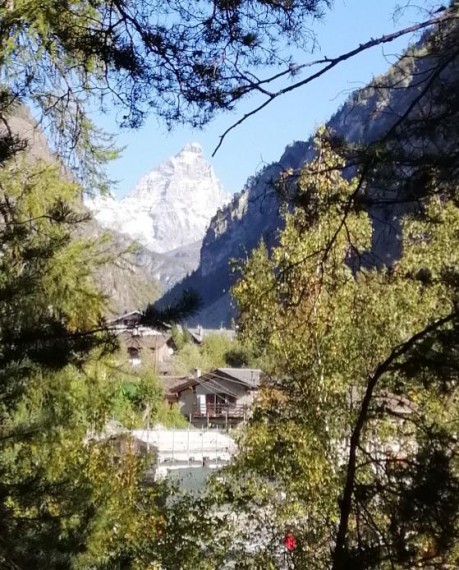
(2, 104, 166, 315)
(158, 25, 458, 326)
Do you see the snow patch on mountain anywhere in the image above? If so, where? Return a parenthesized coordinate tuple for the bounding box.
(87, 143, 228, 253)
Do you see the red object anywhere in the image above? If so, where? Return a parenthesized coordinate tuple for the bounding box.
(284, 532, 297, 551)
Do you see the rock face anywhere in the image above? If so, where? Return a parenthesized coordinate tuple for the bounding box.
(158, 27, 458, 326)
(88, 143, 227, 254)
(85, 219, 209, 313)
(80, 219, 159, 316)
(200, 141, 310, 278)
(2, 104, 165, 315)
(157, 143, 312, 326)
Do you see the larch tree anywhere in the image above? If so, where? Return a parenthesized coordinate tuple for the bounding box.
(0, 149, 136, 567)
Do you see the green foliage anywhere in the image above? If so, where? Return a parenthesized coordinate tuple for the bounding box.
(0, 152, 167, 568)
(170, 324, 192, 351)
(95, 484, 233, 570)
(153, 401, 189, 429)
(224, 128, 459, 568)
(110, 371, 187, 429)
(201, 333, 234, 368)
(0, 157, 114, 400)
(172, 341, 206, 376)
(0, 116, 205, 566)
(0, 361, 150, 570)
(0, 3, 457, 569)
(172, 331, 258, 375)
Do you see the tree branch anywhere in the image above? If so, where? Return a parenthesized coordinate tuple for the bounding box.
(332, 309, 459, 569)
(213, 10, 458, 155)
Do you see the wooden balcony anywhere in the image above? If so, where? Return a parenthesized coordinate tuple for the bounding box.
(192, 402, 247, 419)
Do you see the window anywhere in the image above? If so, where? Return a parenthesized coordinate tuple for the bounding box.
(127, 346, 141, 367)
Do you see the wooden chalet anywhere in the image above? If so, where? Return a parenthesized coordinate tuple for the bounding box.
(169, 368, 262, 427)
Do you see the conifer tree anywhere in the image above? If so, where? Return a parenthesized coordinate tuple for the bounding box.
(0, 128, 203, 569)
(0, 150, 137, 567)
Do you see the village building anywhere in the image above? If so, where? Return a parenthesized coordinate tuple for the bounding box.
(108, 310, 175, 371)
(108, 311, 239, 374)
(107, 312, 261, 430)
(168, 367, 262, 428)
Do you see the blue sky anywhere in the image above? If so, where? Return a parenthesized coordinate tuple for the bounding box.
(96, 0, 437, 199)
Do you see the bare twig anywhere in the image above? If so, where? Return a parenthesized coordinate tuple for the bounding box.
(213, 10, 458, 156)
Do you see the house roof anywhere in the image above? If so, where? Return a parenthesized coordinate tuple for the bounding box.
(160, 376, 189, 393)
(118, 330, 171, 351)
(169, 367, 262, 394)
(216, 368, 261, 388)
(109, 310, 142, 321)
(168, 377, 197, 394)
(187, 327, 237, 344)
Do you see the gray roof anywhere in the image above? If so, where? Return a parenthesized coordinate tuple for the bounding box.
(109, 310, 142, 320)
(169, 368, 262, 394)
(187, 327, 237, 344)
(215, 368, 262, 388)
(160, 376, 190, 393)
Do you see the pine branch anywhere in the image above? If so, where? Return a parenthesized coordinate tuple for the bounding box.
(142, 289, 202, 330)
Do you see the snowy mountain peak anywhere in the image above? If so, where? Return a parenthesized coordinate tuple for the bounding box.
(87, 143, 228, 254)
(181, 142, 203, 154)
